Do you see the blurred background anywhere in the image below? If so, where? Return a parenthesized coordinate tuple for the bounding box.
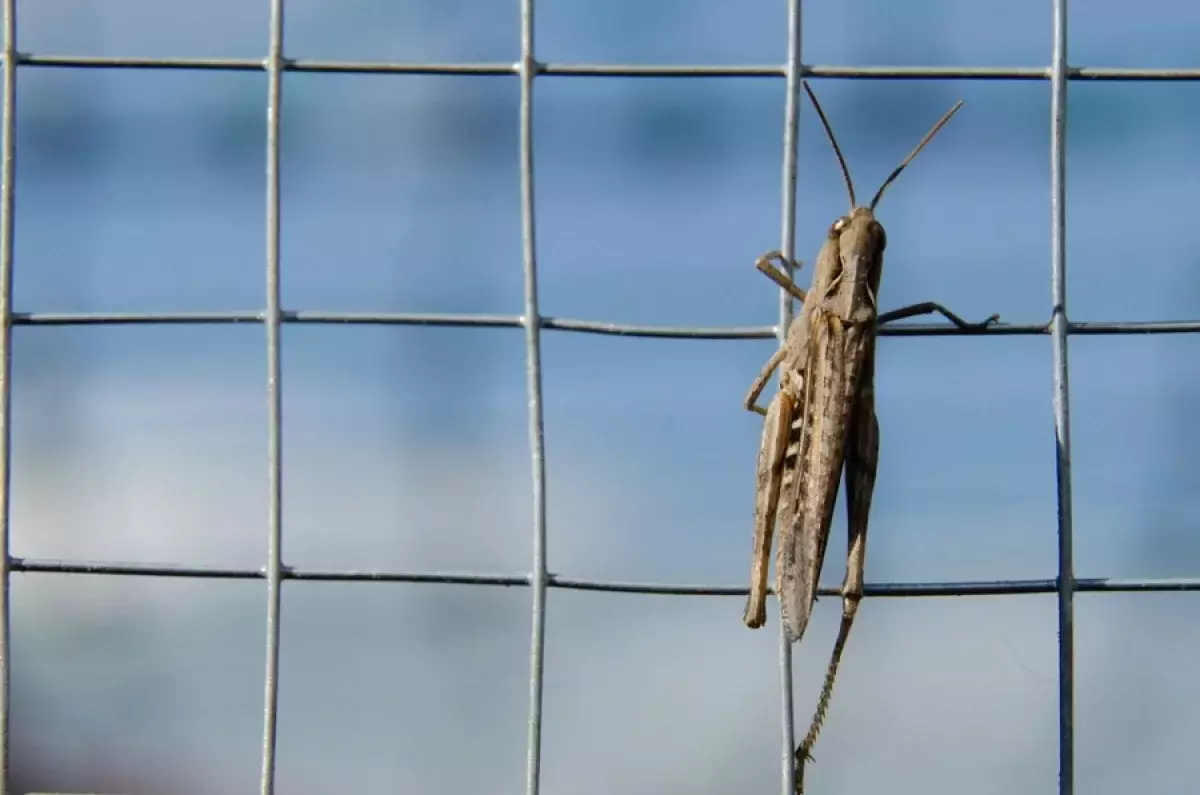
(8, 0, 1200, 793)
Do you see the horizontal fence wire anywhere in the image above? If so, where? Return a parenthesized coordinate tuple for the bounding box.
(1, 1, 1197, 794)
(8, 312, 1200, 336)
(10, 558, 1200, 595)
(10, 55, 1200, 81)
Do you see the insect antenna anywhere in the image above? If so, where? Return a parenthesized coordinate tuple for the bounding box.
(868, 99, 964, 212)
(801, 81, 856, 211)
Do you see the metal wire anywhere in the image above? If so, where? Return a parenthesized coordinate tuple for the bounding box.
(8, 312, 1200, 337)
(259, 0, 286, 792)
(0, 0, 13, 790)
(12, 558, 1200, 594)
(517, 3, 550, 795)
(15, 55, 1200, 81)
(0, 1, 1191, 794)
(1049, 2, 1075, 794)
(775, 1, 803, 791)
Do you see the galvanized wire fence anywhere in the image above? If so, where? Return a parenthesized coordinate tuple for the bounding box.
(3, 1, 1200, 794)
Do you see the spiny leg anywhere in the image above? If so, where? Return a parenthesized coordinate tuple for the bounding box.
(743, 390, 795, 628)
(793, 607, 855, 795)
(877, 301, 1000, 329)
(794, 363, 879, 793)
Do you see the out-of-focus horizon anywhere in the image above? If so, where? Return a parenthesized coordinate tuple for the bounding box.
(8, 1, 1200, 793)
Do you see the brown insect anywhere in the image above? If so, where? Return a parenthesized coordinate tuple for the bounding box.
(741, 82, 1000, 791)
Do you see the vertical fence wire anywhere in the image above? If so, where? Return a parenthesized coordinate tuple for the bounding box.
(775, 1, 803, 792)
(1049, 0, 1076, 793)
(518, 2, 550, 795)
(260, 0, 287, 792)
(0, 0, 14, 792)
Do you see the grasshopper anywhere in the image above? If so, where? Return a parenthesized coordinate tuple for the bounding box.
(741, 82, 1000, 791)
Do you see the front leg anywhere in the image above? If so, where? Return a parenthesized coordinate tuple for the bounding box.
(877, 300, 1000, 329)
(754, 250, 808, 303)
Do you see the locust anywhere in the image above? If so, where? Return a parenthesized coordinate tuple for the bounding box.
(740, 82, 1000, 792)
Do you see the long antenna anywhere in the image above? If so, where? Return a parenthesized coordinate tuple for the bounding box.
(801, 81, 856, 211)
(868, 99, 964, 212)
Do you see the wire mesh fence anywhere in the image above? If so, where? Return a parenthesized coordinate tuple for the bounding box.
(2, 1, 1200, 794)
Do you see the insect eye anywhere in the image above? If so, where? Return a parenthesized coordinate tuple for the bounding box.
(873, 222, 887, 251)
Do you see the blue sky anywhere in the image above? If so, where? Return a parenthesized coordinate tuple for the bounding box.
(8, 1, 1200, 793)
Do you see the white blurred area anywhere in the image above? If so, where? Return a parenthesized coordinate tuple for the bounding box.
(9, 381, 1199, 794)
